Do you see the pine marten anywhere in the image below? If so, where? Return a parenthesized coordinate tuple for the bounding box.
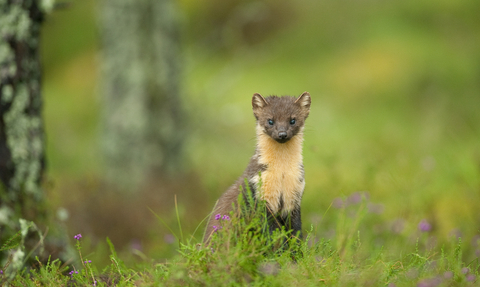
(204, 92, 311, 243)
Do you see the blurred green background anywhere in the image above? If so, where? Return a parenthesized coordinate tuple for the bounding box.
(41, 0, 480, 266)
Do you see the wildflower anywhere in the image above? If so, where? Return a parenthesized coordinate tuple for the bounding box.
(215, 214, 222, 220)
(332, 198, 343, 209)
(417, 277, 441, 287)
(131, 239, 143, 250)
(347, 192, 362, 205)
(467, 274, 476, 282)
(443, 271, 453, 279)
(74, 234, 82, 240)
(84, 260, 92, 264)
(461, 267, 469, 274)
(93, 280, 97, 286)
(222, 215, 230, 220)
(163, 234, 175, 244)
(449, 228, 462, 239)
(0, 270, 3, 275)
(418, 219, 431, 232)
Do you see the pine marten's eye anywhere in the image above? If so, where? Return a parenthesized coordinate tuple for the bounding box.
(290, 119, 296, 125)
(268, 119, 274, 126)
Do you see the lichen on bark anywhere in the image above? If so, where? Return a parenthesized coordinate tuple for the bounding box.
(1, 0, 45, 199)
(0, 0, 49, 266)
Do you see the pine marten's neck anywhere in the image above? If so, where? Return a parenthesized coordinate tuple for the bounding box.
(255, 124, 305, 215)
(256, 125, 304, 164)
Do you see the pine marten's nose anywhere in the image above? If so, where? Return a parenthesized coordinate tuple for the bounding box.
(278, 132, 287, 139)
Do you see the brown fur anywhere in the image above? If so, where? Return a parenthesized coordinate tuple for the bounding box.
(204, 92, 311, 243)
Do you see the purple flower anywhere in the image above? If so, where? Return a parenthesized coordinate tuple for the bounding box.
(443, 271, 453, 279)
(222, 215, 230, 220)
(332, 198, 343, 209)
(74, 234, 82, 240)
(449, 228, 462, 239)
(0, 270, 3, 275)
(84, 260, 92, 264)
(461, 267, 469, 274)
(467, 274, 476, 282)
(418, 219, 431, 232)
(215, 214, 222, 220)
(163, 234, 175, 244)
(131, 239, 143, 250)
(416, 280, 429, 287)
(347, 192, 362, 205)
(417, 277, 442, 287)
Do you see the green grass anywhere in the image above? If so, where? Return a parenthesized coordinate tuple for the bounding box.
(3, 195, 479, 286)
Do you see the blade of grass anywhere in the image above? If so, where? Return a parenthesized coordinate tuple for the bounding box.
(175, 195, 184, 245)
(148, 206, 179, 243)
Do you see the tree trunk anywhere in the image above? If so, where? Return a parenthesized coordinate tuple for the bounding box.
(0, 0, 52, 267)
(99, 0, 184, 192)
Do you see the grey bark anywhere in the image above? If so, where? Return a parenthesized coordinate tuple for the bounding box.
(0, 0, 54, 267)
(99, 0, 184, 191)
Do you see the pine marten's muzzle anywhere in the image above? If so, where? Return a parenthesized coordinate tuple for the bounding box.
(275, 127, 289, 143)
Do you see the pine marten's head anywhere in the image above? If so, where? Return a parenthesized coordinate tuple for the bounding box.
(252, 92, 311, 143)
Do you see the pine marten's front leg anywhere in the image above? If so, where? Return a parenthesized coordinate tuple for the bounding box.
(267, 206, 302, 239)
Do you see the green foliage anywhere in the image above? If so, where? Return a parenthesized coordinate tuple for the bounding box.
(10, 257, 68, 286)
(5, 198, 479, 286)
(0, 231, 22, 252)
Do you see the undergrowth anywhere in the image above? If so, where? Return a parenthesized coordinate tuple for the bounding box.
(1, 194, 478, 286)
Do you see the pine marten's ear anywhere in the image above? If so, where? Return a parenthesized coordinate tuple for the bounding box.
(252, 93, 268, 120)
(295, 92, 311, 109)
(252, 93, 268, 109)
